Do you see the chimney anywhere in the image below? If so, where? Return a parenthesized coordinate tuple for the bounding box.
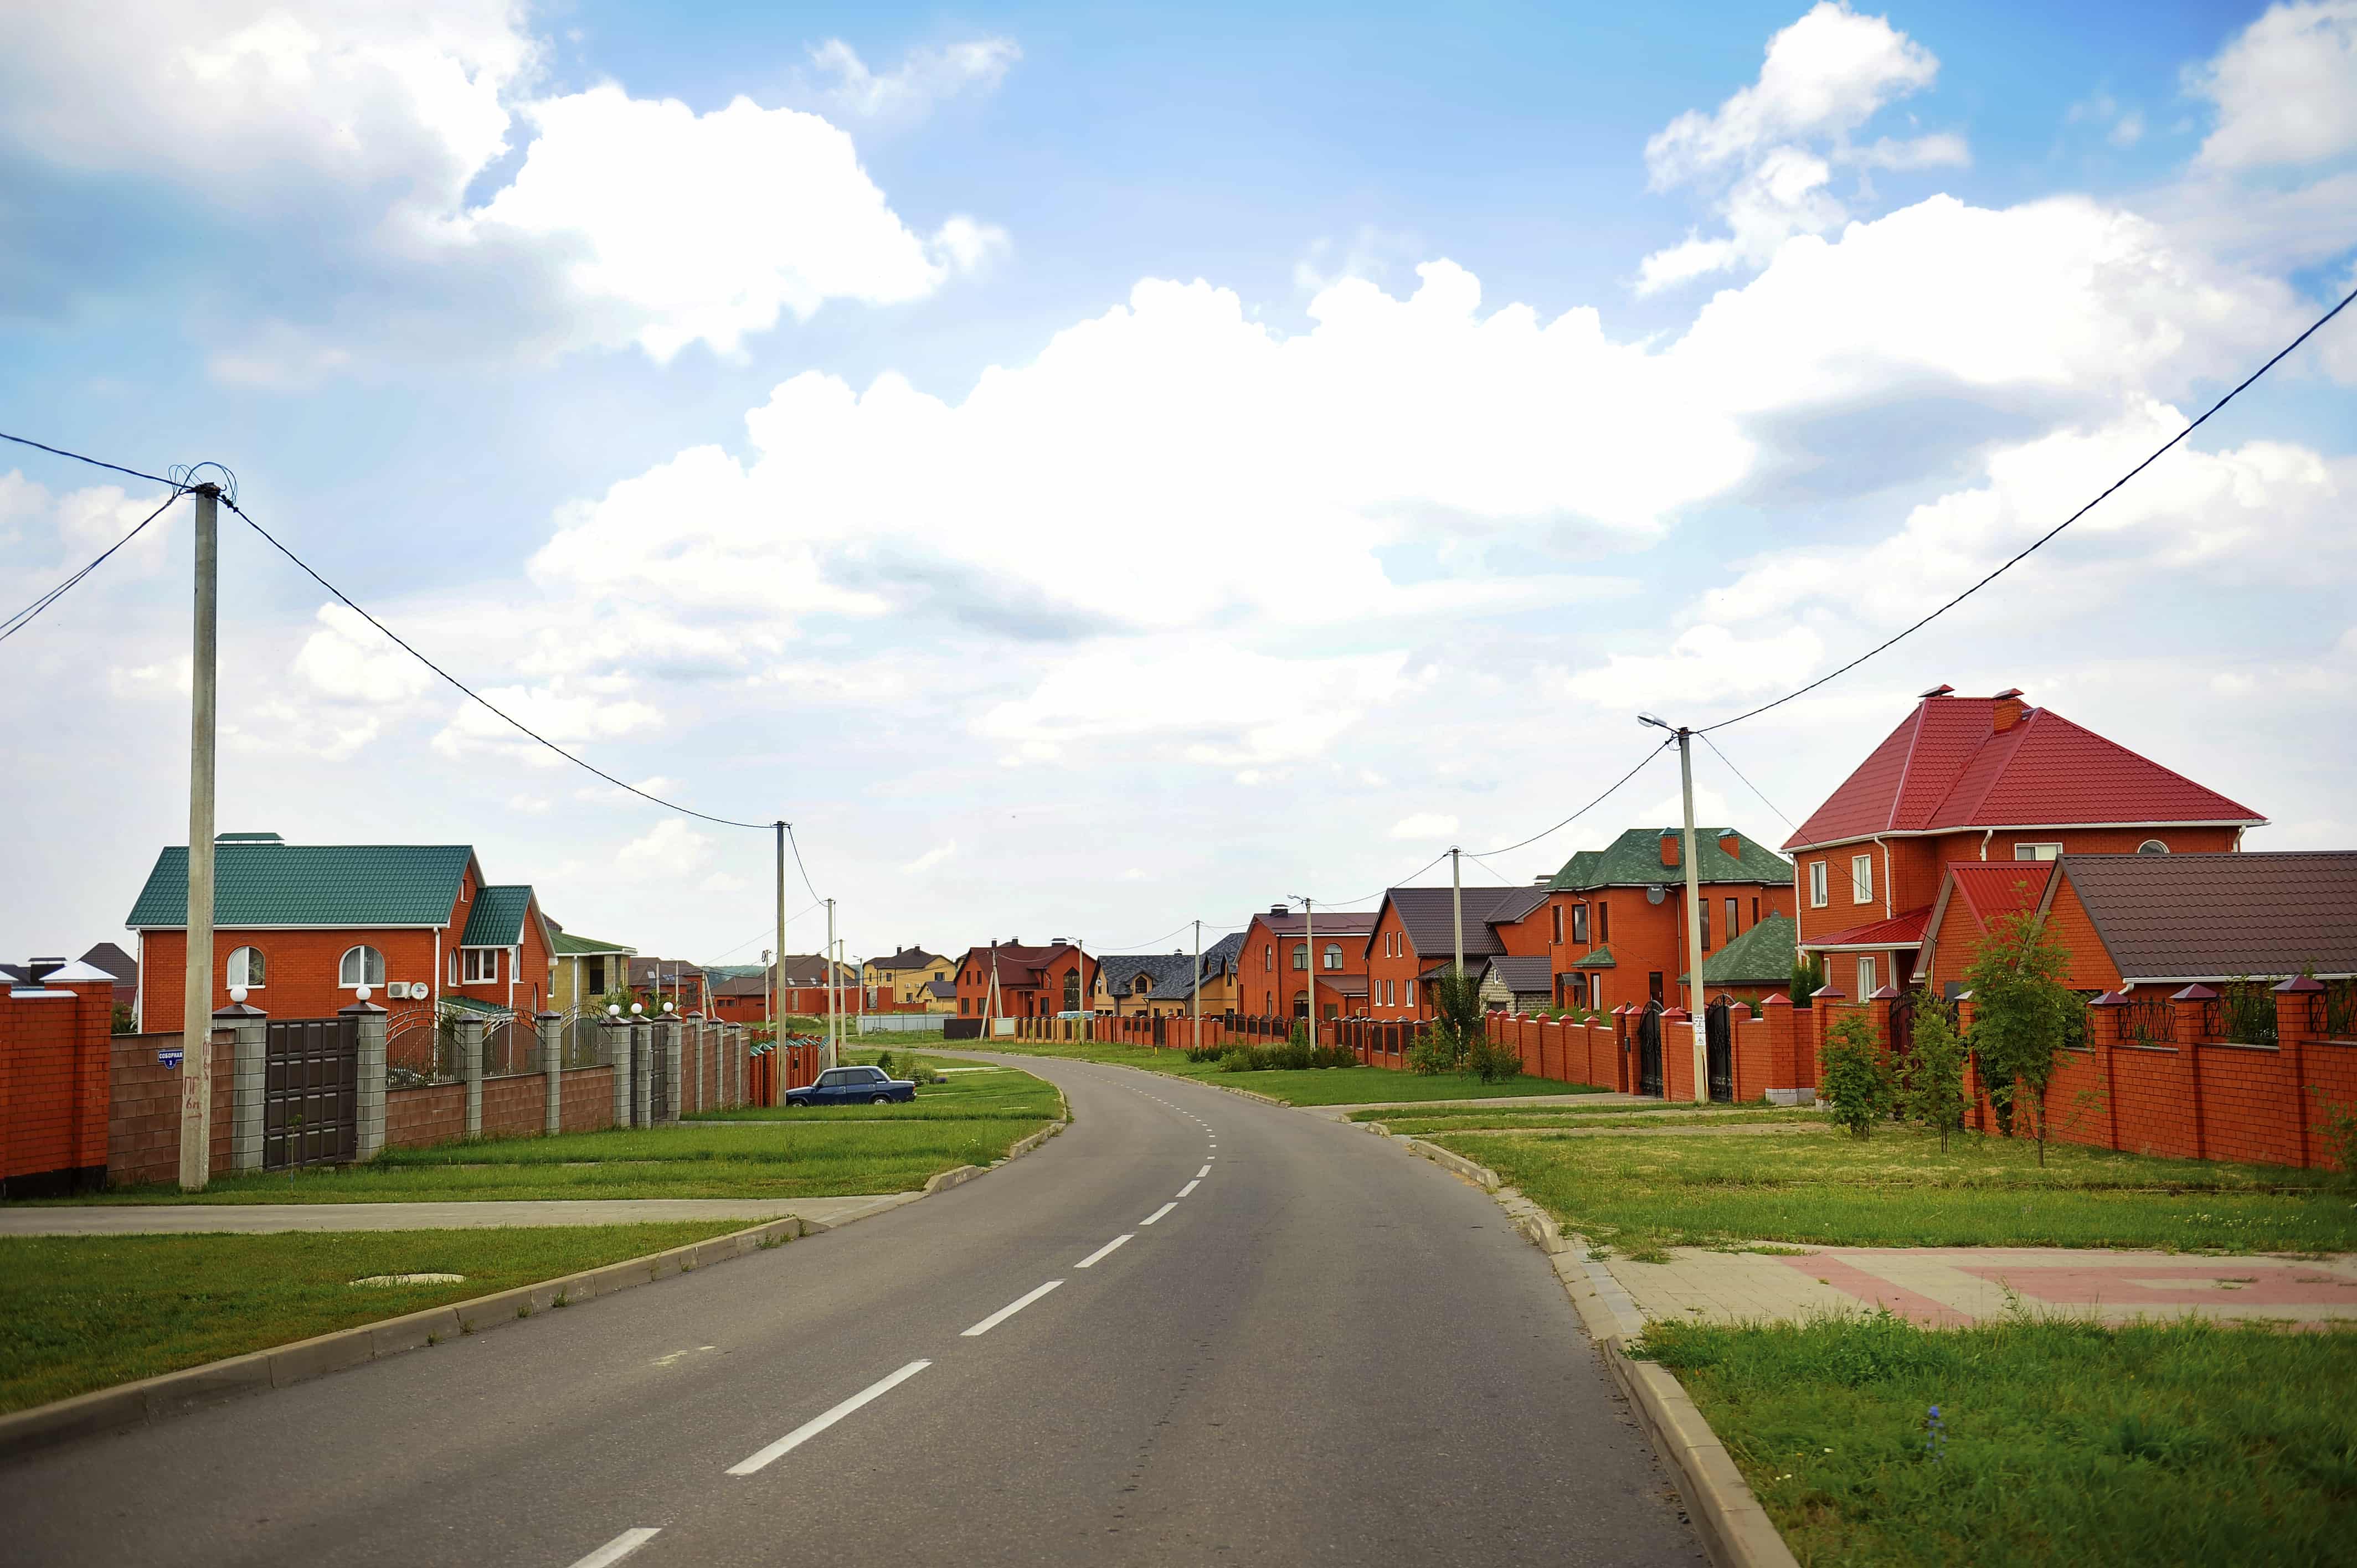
(1270, 904, 1289, 917)
(1659, 832, 1680, 868)
(1991, 688, 2026, 733)
(1718, 831, 1740, 859)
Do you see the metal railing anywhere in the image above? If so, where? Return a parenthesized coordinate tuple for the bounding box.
(2121, 995, 2175, 1048)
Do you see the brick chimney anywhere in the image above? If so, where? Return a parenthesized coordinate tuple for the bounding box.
(1717, 831, 1740, 859)
(1659, 832, 1680, 868)
(1991, 688, 2027, 733)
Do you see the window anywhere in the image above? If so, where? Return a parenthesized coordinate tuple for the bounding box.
(1851, 854, 1874, 904)
(1598, 902, 1610, 943)
(1648, 972, 1664, 1004)
(1572, 905, 1589, 944)
(1726, 898, 1740, 943)
(2015, 842, 2062, 861)
(1552, 905, 1563, 944)
(1752, 896, 1760, 925)
(1291, 944, 1306, 971)
(2137, 839, 2170, 855)
(1857, 956, 1879, 996)
(463, 948, 498, 984)
(1699, 901, 1710, 951)
(449, 948, 461, 986)
(1264, 943, 1274, 971)
(339, 945, 385, 987)
(1809, 861, 1828, 907)
(1406, 979, 1417, 1010)
(1323, 943, 1342, 971)
(224, 946, 265, 989)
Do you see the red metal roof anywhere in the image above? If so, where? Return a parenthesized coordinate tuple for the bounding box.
(1944, 861, 2055, 927)
(1785, 692, 2262, 849)
(1807, 906, 1932, 950)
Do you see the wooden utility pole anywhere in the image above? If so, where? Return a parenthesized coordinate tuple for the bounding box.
(178, 483, 219, 1193)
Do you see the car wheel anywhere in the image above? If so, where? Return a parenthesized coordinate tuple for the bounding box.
(869, 1093, 891, 1105)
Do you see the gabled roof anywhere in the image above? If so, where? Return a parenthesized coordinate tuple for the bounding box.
(1569, 946, 1618, 969)
(923, 978, 956, 999)
(459, 886, 535, 947)
(439, 993, 513, 1019)
(1786, 691, 2263, 850)
(2042, 851, 2357, 983)
(869, 945, 947, 972)
(1480, 956, 1555, 994)
(1913, 862, 2055, 983)
(127, 843, 475, 929)
(1376, 886, 1529, 961)
(1483, 886, 1553, 926)
(1807, 907, 1933, 951)
(1692, 912, 1797, 986)
(1099, 952, 1198, 996)
(78, 942, 138, 986)
(1550, 828, 1792, 891)
(1200, 931, 1246, 977)
(1246, 910, 1381, 937)
(552, 930, 635, 957)
(630, 956, 704, 986)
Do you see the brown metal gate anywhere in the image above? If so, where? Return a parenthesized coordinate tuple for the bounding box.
(264, 1015, 359, 1170)
(1705, 998, 1734, 1103)
(1636, 1002, 1664, 1097)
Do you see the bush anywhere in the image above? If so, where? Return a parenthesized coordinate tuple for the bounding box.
(872, 1050, 896, 1079)
(1820, 1012, 1894, 1139)
(1898, 993, 1966, 1151)
(1309, 1043, 1356, 1070)
(1218, 1045, 1264, 1072)
(1464, 1030, 1525, 1085)
(1407, 1029, 1459, 1076)
(1789, 952, 1826, 1007)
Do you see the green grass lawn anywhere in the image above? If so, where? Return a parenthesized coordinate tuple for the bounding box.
(0, 1222, 755, 1414)
(1374, 1108, 1828, 1137)
(1346, 1100, 1783, 1124)
(968, 1039, 1607, 1106)
(688, 1055, 1063, 1123)
(1446, 1124, 2357, 1254)
(1637, 1313, 2357, 1567)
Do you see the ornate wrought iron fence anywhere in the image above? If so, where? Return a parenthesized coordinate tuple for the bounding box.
(562, 1012, 606, 1069)
(384, 1002, 447, 1088)
(2121, 994, 2175, 1047)
(2317, 981, 2357, 1040)
(481, 1016, 520, 1076)
(2219, 981, 2278, 1046)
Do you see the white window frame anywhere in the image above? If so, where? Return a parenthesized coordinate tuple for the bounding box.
(1857, 956, 1878, 996)
(463, 947, 498, 984)
(1850, 854, 1874, 905)
(225, 946, 265, 989)
(449, 947, 461, 986)
(1322, 943, 1342, 971)
(339, 945, 385, 987)
(1406, 979, 1418, 1010)
(1808, 861, 1828, 908)
(1291, 943, 1307, 972)
(2014, 842, 2063, 862)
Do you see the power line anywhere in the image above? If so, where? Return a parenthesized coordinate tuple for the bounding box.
(1698, 281, 2357, 736)
(1697, 731, 1795, 831)
(0, 491, 184, 646)
(785, 822, 822, 902)
(1469, 739, 1672, 857)
(703, 900, 827, 963)
(0, 429, 187, 493)
(225, 496, 777, 832)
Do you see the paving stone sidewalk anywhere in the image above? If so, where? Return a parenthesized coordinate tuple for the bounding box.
(0, 1194, 914, 1236)
(1581, 1242, 2357, 1335)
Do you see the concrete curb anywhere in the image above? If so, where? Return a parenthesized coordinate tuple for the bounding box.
(1373, 1125, 1797, 1568)
(0, 1106, 1076, 1463)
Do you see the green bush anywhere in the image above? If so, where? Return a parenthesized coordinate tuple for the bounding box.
(1464, 1029, 1525, 1085)
(1900, 993, 1967, 1152)
(1789, 952, 1826, 1007)
(1820, 1012, 1895, 1139)
(1407, 1029, 1459, 1076)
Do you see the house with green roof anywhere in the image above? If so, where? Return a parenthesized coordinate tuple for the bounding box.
(550, 924, 638, 1013)
(1677, 911, 1799, 1006)
(1539, 827, 1797, 1015)
(127, 832, 558, 1028)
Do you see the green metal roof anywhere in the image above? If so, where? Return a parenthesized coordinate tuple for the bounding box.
(700, 962, 766, 980)
(439, 993, 514, 1018)
(1686, 912, 1799, 987)
(460, 885, 534, 947)
(127, 843, 473, 929)
(552, 930, 635, 957)
(1570, 946, 1619, 969)
(1549, 828, 1793, 891)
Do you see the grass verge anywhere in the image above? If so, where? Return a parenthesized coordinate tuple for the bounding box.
(1636, 1312, 2357, 1567)
(970, 1039, 1605, 1106)
(1445, 1124, 2357, 1252)
(1373, 1108, 1825, 1137)
(690, 1056, 1063, 1122)
(0, 1221, 753, 1414)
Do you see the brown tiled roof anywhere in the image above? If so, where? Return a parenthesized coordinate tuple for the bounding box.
(1481, 956, 1555, 994)
(1381, 885, 1529, 961)
(2046, 851, 2357, 982)
(1249, 911, 1381, 936)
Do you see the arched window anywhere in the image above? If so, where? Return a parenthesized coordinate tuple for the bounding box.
(1323, 943, 1342, 971)
(225, 946, 266, 989)
(339, 945, 385, 987)
(1264, 943, 1274, 971)
(2137, 839, 2170, 855)
(1291, 945, 1307, 971)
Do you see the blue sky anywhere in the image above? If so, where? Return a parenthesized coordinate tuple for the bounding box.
(3, 0, 2353, 969)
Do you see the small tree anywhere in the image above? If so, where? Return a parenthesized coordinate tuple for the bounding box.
(1424, 969, 1486, 1071)
(1964, 909, 2077, 1166)
(110, 1002, 136, 1035)
(1820, 1011, 1895, 1138)
(1899, 991, 1966, 1151)
(1789, 952, 1826, 1007)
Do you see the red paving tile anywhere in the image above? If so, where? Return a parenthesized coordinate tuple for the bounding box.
(1777, 1254, 1977, 1326)
(1956, 1263, 2357, 1309)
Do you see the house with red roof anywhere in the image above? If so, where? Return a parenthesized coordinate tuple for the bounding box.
(1784, 687, 2264, 1002)
(953, 939, 1101, 1021)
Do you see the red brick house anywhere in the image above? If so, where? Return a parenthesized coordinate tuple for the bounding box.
(1542, 828, 1794, 1014)
(1785, 686, 2265, 1003)
(1365, 885, 1543, 1021)
(129, 833, 556, 1027)
(1236, 905, 1381, 1020)
(953, 940, 1100, 1020)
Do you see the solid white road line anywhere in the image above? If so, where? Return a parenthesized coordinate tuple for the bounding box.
(1141, 1201, 1178, 1225)
(1176, 1180, 1200, 1197)
(727, 1361, 933, 1476)
(1075, 1234, 1134, 1269)
(1195, 1164, 1211, 1178)
(962, 1279, 1066, 1337)
(567, 1528, 661, 1568)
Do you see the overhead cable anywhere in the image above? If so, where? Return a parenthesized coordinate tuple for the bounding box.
(0, 491, 184, 647)
(1469, 739, 1673, 858)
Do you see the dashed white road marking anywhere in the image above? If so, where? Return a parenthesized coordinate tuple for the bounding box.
(963, 1279, 1066, 1337)
(1076, 1234, 1134, 1269)
(728, 1360, 932, 1475)
(1196, 1163, 1211, 1178)
(1176, 1179, 1200, 1197)
(1142, 1201, 1178, 1225)
(567, 1528, 661, 1567)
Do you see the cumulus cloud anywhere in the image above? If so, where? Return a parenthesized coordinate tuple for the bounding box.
(619, 819, 712, 875)
(902, 842, 956, 874)
(808, 37, 1019, 124)
(0, 471, 179, 576)
(431, 682, 661, 760)
(1638, 2, 1965, 292)
(2189, 1, 2357, 169)
(293, 604, 435, 705)
(1388, 812, 1460, 840)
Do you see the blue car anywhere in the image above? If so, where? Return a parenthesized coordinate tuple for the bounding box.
(786, 1064, 918, 1107)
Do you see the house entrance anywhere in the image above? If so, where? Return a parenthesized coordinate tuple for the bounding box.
(263, 1015, 359, 1170)
(1636, 1001, 1664, 1097)
(1704, 997, 1734, 1103)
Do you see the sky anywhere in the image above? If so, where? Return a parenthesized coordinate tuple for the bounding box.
(3, 0, 2354, 972)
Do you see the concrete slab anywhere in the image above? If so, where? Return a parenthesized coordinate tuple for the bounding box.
(0, 1194, 915, 1236)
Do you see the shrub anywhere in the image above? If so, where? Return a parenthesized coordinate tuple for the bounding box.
(1407, 1030, 1459, 1076)
(1789, 952, 1826, 1007)
(1820, 1012, 1894, 1138)
(1899, 992, 1966, 1151)
(110, 1003, 136, 1035)
(2313, 1088, 2357, 1187)
(1309, 1043, 1356, 1070)
(872, 1050, 896, 1080)
(1218, 1045, 1264, 1072)
(1464, 1030, 1525, 1085)
(1964, 909, 2078, 1165)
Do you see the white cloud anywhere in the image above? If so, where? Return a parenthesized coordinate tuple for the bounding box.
(2189, 1, 2357, 169)
(1554, 626, 1828, 710)
(292, 604, 434, 705)
(808, 37, 1019, 124)
(1388, 812, 1460, 840)
(619, 818, 711, 874)
(1, 471, 178, 576)
(431, 682, 661, 760)
(108, 656, 193, 698)
(575, 775, 679, 803)
(508, 793, 549, 814)
(902, 842, 956, 874)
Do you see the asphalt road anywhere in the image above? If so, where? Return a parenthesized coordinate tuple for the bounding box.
(0, 1055, 1705, 1568)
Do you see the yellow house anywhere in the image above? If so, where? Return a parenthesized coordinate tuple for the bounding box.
(549, 926, 637, 1015)
(862, 945, 956, 1012)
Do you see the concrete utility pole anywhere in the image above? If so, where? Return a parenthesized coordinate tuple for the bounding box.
(824, 898, 837, 1070)
(1076, 938, 1089, 1040)
(1641, 715, 1710, 1105)
(1192, 919, 1202, 1054)
(179, 482, 220, 1194)
(1450, 848, 1465, 978)
(773, 823, 785, 1043)
(1294, 896, 1315, 1037)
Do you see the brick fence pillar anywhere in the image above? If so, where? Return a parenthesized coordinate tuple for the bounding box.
(2276, 977, 2324, 1169)
(2173, 984, 2218, 1160)
(221, 1002, 267, 1173)
(537, 1010, 563, 1138)
(2086, 991, 2126, 1154)
(605, 1020, 633, 1129)
(455, 1015, 485, 1139)
(346, 1000, 387, 1162)
(631, 1019, 652, 1128)
(656, 1013, 682, 1124)
(687, 1012, 705, 1113)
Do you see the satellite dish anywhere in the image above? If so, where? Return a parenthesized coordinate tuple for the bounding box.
(1647, 885, 1667, 905)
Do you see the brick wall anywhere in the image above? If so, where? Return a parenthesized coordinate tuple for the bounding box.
(480, 1073, 544, 1141)
(141, 926, 442, 1033)
(562, 1065, 614, 1132)
(106, 1029, 233, 1188)
(2, 979, 122, 1193)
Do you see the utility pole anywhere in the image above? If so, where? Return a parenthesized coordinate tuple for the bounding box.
(824, 898, 837, 1070)
(1294, 896, 1315, 1039)
(1076, 937, 1089, 1041)
(1641, 715, 1710, 1105)
(1191, 919, 1202, 1054)
(773, 823, 785, 1045)
(178, 483, 220, 1194)
(1450, 847, 1464, 979)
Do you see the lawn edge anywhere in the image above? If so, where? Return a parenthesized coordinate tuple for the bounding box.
(1377, 1126, 1800, 1568)
(0, 1111, 1074, 1461)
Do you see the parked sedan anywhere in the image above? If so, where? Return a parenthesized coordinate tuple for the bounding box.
(785, 1064, 918, 1107)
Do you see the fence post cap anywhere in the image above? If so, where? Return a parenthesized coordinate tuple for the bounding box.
(212, 1002, 266, 1018)
(1812, 987, 1846, 1003)
(534, 1009, 562, 1022)
(1866, 984, 1903, 1001)
(2088, 990, 2129, 1007)
(1660, 1007, 1690, 1022)
(2170, 983, 2220, 1002)
(337, 1000, 385, 1015)
(1759, 990, 1792, 1008)
(2274, 975, 2325, 994)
